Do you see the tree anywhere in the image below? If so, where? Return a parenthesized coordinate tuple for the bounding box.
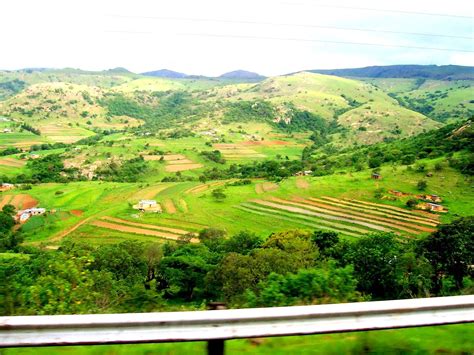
(417, 180, 427, 191)
(406, 198, 418, 208)
(246, 263, 360, 307)
(418, 217, 474, 292)
(347, 233, 403, 299)
(211, 188, 226, 201)
(312, 230, 339, 256)
(224, 231, 262, 254)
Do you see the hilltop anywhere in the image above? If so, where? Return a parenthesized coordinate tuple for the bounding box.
(309, 65, 474, 80)
(219, 70, 265, 80)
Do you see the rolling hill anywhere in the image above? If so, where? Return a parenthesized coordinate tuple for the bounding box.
(308, 65, 474, 80)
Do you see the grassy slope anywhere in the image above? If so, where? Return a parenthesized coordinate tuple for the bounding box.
(4, 324, 473, 354)
(366, 78, 474, 123)
(14, 157, 472, 246)
(206, 72, 441, 144)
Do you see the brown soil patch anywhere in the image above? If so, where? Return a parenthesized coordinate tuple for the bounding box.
(0, 195, 13, 208)
(163, 199, 177, 214)
(185, 181, 226, 195)
(101, 217, 194, 235)
(8, 194, 38, 209)
(165, 164, 203, 172)
(70, 210, 84, 216)
(167, 159, 194, 165)
(296, 178, 309, 189)
(91, 220, 198, 242)
(0, 158, 26, 167)
(255, 184, 264, 194)
(12, 141, 43, 148)
(162, 154, 187, 161)
(144, 155, 165, 161)
(241, 140, 290, 146)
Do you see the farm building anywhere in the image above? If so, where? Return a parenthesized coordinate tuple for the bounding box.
(422, 194, 442, 203)
(2, 128, 12, 133)
(0, 183, 15, 192)
(427, 203, 447, 213)
(416, 202, 448, 213)
(133, 200, 162, 213)
(371, 173, 382, 180)
(295, 170, 313, 177)
(16, 208, 46, 223)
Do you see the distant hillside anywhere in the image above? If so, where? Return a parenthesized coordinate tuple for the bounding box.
(141, 69, 188, 78)
(219, 70, 265, 80)
(309, 65, 474, 80)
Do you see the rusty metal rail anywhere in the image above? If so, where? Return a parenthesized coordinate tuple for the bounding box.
(1, 295, 473, 349)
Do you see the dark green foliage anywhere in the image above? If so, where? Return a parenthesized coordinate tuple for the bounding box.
(418, 217, 474, 291)
(28, 154, 65, 182)
(100, 92, 200, 130)
(211, 188, 226, 201)
(246, 263, 359, 307)
(222, 100, 276, 124)
(346, 233, 404, 299)
(200, 150, 226, 164)
(95, 156, 148, 182)
(417, 180, 428, 191)
(0, 147, 21, 156)
(21, 123, 41, 135)
(0, 79, 26, 99)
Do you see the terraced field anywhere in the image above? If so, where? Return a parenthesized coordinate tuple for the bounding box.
(144, 154, 203, 172)
(238, 195, 440, 238)
(89, 216, 198, 242)
(214, 143, 266, 160)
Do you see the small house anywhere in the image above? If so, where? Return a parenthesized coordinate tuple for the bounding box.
(422, 194, 442, 203)
(133, 200, 162, 213)
(303, 170, 313, 176)
(29, 154, 40, 159)
(2, 128, 12, 133)
(371, 173, 382, 180)
(427, 203, 447, 213)
(15, 208, 46, 223)
(0, 183, 15, 192)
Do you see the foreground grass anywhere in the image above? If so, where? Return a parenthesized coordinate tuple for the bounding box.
(3, 324, 473, 354)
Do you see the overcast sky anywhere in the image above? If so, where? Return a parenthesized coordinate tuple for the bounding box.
(1, 0, 473, 76)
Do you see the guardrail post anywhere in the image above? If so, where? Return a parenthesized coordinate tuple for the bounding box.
(207, 302, 226, 355)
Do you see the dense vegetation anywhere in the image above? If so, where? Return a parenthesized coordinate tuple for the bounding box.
(1, 217, 472, 315)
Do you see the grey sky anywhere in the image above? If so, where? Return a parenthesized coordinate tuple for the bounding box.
(1, 0, 473, 76)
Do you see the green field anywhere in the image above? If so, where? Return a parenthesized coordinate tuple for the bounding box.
(3, 324, 473, 354)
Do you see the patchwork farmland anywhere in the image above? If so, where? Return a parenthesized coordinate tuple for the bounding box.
(89, 216, 199, 243)
(238, 196, 440, 238)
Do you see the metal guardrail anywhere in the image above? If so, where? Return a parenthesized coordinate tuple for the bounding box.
(1, 295, 473, 350)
